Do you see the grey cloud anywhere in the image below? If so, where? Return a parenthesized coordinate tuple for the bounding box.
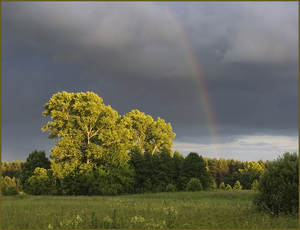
(2, 2, 298, 161)
(176, 2, 298, 64)
(3, 2, 189, 80)
(223, 2, 298, 64)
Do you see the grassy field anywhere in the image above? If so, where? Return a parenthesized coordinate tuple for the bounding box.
(1, 190, 298, 229)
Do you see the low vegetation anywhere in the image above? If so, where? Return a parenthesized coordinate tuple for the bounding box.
(2, 190, 298, 229)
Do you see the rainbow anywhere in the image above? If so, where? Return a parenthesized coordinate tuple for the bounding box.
(165, 5, 221, 156)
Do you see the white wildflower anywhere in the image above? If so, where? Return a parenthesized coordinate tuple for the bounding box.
(103, 215, 113, 223)
(163, 206, 178, 216)
(74, 215, 83, 227)
(130, 215, 145, 224)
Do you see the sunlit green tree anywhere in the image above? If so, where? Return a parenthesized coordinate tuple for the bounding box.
(238, 161, 264, 189)
(219, 182, 225, 189)
(233, 180, 242, 190)
(1, 176, 21, 195)
(26, 167, 55, 195)
(1, 161, 24, 178)
(251, 179, 259, 191)
(124, 110, 176, 155)
(225, 184, 232, 190)
(42, 92, 135, 195)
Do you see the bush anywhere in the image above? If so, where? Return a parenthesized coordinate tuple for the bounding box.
(26, 167, 54, 195)
(1, 176, 22, 195)
(219, 182, 225, 189)
(225, 184, 232, 190)
(251, 180, 259, 191)
(165, 184, 177, 192)
(186, 178, 203, 192)
(253, 152, 299, 215)
(233, 180, 242, 190)
(19, 150, 51, 190)
(5, 186, 19, 196)
(211, 180, 217, 189)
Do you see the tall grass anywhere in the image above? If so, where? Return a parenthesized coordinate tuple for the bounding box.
(1, 190, 298, 228)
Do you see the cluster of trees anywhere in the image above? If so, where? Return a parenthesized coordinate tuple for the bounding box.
(2, 151, 298, 216)
(1, 92, 264, 196)
(1, 161, 23, 178)
(129, 151, 213, 193)
(39, 91, 177, 195)
(1, 91, 298, 215)
(204, 157, 267, 190)
(1, 161, 23, 195)
(2, 150, 264, 196)
(1, 150, 213, 195)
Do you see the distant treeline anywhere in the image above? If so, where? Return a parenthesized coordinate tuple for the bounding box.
(1, 150, 269, 196)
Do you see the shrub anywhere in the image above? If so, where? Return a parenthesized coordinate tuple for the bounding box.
(26, 167, 54, 195)
(19, 150, 51, 190)
(1, 176, 22, 195)
(186, 178, 203, 192)
(225, 184, 232, 190)
(253, 152, 299, 215)
(219, 182, 225, 189)
(211, 180, 217, 189)
(165, 184, 177, 192)
(233, 181, 242, 190)
(251, 180, 259, 191)
(5, 186, 19, 196)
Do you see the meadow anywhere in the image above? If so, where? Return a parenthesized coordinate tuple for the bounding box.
(1, 190, 298, 229)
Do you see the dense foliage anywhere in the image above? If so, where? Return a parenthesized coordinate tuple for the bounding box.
(1, 91, 297, 210)
(1, 161, 23, 178)
(19, 150, 51, 194)
(1, 151, 293, 198)
(254, 152, 299, 215)
(205, 157, 266, 189)
(186, 178, 203, 191)
(40, 91, 177, 195)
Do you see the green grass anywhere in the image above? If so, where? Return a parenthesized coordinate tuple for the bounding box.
(1, 190, 298, 229)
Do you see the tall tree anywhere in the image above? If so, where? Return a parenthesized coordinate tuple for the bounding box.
(42, 92, 124, 167)
(181, 152, 212, 190)
(206, 158, 219, 185)
(42, 91, 134, 195)
(172, 151, 185, 190)
(124, 110, 176, 155)
(151, 151, 175, 192)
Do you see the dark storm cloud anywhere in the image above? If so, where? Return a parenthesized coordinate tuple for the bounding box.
(2, 2, 189, 79)
(169, 1, 298, 132)
(2, 2, 298, 161)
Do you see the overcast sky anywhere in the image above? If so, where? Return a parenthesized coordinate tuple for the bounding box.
(2, 1, 298, 162)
